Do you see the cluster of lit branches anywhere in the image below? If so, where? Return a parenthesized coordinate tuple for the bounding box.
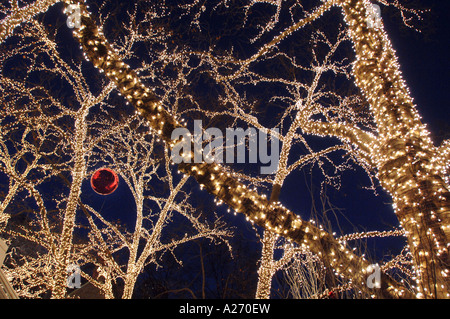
(0, 13, 117, 297)
(0, 0, 448, 299)
(60, 0, 426, 299)
(0, 0, 60, 42)
(212, 0, 449, 298)
(161, 0, 417, 298)
(81, 115, 233, 298)
(0, 5, 231, 298)
(338, 228, 405, 243)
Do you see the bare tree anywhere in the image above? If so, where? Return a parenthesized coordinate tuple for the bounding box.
(78, 115, 233, 299)
(0, 14, 116, 297)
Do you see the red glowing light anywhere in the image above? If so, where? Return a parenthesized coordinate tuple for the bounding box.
(90, 168, 119, 195)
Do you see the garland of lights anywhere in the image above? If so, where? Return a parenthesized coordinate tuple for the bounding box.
(336, 0, 450, 299)
(337, 229, 406, 243)
(4, 0, 445, 299)
(61, 0, 416, 298)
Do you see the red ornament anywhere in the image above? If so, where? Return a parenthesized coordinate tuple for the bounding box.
(90, 168, 119, 195)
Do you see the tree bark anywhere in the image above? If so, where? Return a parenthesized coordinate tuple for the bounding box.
(338, 0, 450, 298)
(52, 113, 88, 299)
(51, 82, 114, 298)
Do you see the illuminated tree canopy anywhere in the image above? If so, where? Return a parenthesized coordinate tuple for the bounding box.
(0, 0, 448, 299)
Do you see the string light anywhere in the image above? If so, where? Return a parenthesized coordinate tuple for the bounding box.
(337, 0, 449, 298)
(0, 0, 60, 43)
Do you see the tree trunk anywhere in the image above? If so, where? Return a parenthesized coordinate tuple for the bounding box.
(255, 231, 277, 299)
(338, 0, 450, 298)
(122, 271, 139, 299)
(0, 0, 60, 43)
(52, 113, 88, 298)
(255, 184, 282, 299)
